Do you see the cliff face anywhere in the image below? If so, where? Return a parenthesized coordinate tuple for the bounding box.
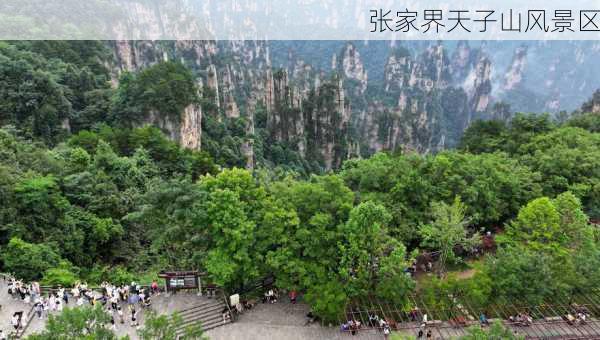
(109, 40, 489, 169)
(98, 1, 600, 171)
(307, 78, 350, 170)
(111, 40, 268, 163)
(502, 46, 527, 92)
(352, 42, 480, 155)
(180, 103, 203, 150)
(111, 40, 213, 151)
(338, 43, 368, 95)
(108, 39, 598, 171)
(470, 58, 492, 112)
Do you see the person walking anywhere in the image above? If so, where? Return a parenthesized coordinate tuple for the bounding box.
(383, 325, 391, 339)
(62, 289, 69, 305)
(12, 312, 22, 332)
(110, 314, 117, 331)
(151, 281, 159, 295)
(43, 298, 50, 317)
(130, 305, 139, 327)
(49, 294, 56, 311)
(35, 302, 43, 319)
(117, 306, 124, 324)
(111, 294, 119, 311)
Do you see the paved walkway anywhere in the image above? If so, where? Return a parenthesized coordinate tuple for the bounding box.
(7, 277, 597, 340)
(0, 278, 210, 339)
(0, 277, 30, 337)
(206, 301, 387, 340)
(205, 299, 600, 340)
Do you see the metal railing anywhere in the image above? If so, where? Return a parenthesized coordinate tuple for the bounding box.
(15, 303, 36, 339)
(220, 288, 234, 322)
(338, 292, 600, 339)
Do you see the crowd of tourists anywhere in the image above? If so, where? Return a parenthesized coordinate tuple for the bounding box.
(4, 275, 162, 335)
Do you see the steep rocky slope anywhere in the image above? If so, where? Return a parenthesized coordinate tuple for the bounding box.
(107, 39, 600, 171)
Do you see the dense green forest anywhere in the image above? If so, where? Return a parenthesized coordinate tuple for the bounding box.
(2, 112, 599, 321)
(1, 41, 600, 322)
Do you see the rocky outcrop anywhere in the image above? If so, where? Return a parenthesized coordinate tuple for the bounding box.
(180, 103, 203, 150)
(581, 90, 600, 113)
(112, 40, 167, 75)
(356, 43, 461, 154)
(413, 43, 452, 91)
(338, 43, 368, 95)
(267, 69, 305, 156)
(95, 0, 600, 171)
(107, 39, 597, 170)
(468, 57, 492, 115)
(384, 48, 413, 92)
(109, 39, 454, 164)
(240, 95, 257, 170)
(221, 65, 240, 118)
(503, 46, 527, 92)
(206, 64, 221, 112)
(321, 78, 350, 169)
(143, 102, 203, 152)
(450, 41, 474, 82)
(264, 69, 351, 169)
(146, 110, 179, 143)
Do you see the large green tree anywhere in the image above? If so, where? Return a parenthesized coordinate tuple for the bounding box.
(485, 247, 561, 305)
(518, 127, 600, 217)
(267, 175, 353, 290)
(13, 174, 70, 242)
(419, 197, 480, 274)
(338, 201, 414, 303)
(491, 192, 600, 304)
(2, 237, 61, 281)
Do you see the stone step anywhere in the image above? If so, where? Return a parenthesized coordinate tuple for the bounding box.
(176, 317, 232, 336)
(178, 301, 224, 318)
(171, 298, 231, 336)
(179, 309, 226, 329)
(185, 312, 223, 326)
(180, 304, 226, 323)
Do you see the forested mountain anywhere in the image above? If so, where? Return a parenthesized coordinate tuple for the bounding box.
(2, 40, 599, 174)
(2, 39, 600, 329)
(3, 2, 600, 338)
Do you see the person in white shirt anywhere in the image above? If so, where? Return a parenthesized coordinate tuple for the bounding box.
(49, 295, 56, 311)
(11, 313, 21, 331)
(71, 287, 79, 299)
(111, 294, 119, 310)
